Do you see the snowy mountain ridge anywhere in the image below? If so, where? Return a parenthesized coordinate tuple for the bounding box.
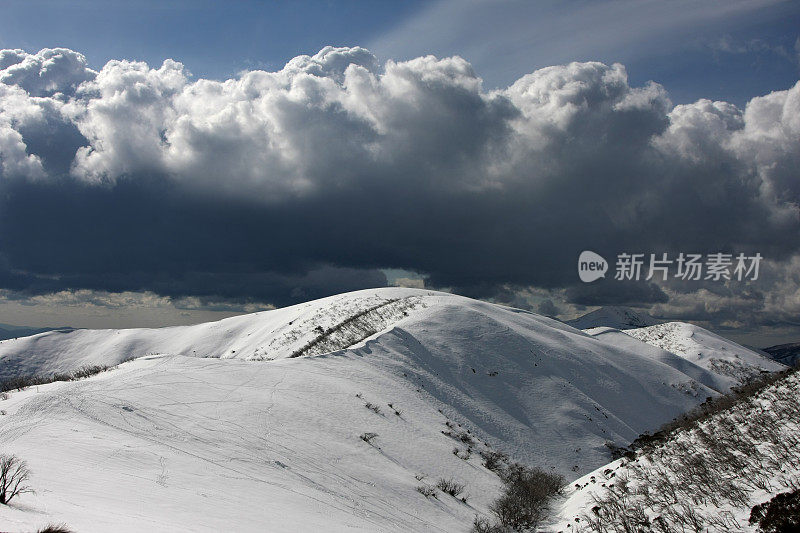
(0, 288, 785, 532)
(623, 322, 783, 384)
(0, 288, 429, 381)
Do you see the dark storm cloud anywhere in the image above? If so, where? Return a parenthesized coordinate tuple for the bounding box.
(565, 280, 669, 307)
(0, 178, 389, 307)
(537, 299, 558, 317)
(0, 46, 799, 318)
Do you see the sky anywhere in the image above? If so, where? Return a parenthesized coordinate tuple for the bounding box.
(0, 0, 799, 346)
(2, 0, 798, 104)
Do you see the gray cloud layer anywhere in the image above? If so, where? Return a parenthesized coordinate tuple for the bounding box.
(0, 46, 798, 322)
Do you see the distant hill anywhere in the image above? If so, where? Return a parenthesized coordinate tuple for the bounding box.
(0, 323, 59, 341)
(565, 306, 661, 330)
(763, 342, 800, 367)
(621, 321, 785, 385)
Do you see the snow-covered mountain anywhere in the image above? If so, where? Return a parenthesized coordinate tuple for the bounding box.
(0, 288, 428, 380)
(622, 322, 784, 384)
(763, 341, 800, 367)
(565, 306, 661, 330)
(0, 288, 784, 532)
(583, 326, 739, 393)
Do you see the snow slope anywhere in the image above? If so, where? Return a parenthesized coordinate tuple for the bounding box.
(623, 322, 784, 384)
(584, 327, 736, 393)
(545, 370, 800, 532)
(0, 288, 427, 381)
(565, 306, 661, 330)
(0, 288, 776, 532)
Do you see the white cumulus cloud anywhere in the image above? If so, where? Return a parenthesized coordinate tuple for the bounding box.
(0, 46, 798, 328)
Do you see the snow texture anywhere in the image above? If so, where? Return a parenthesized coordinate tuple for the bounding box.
(623, 322, 785, 384)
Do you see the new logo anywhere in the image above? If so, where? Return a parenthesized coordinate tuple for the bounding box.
(578, 251, 608, 283)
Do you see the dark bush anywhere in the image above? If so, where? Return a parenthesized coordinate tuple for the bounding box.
(442, 428, 474, 445)
(71, 365, 109, 380)
(359, 432, 378, 444)
(481, 450, 509, 472)
(604, 441, 635, 461)
(490, 465, 564, 531)
(436, 477, 465, 497)
(472, 515, 508, 533)
(0, 364, 111, 393)
(37, 524, 74, 533)
(364, 402, 382, 415)
(454, 447, 472, 460)
(0, 375, 49, 392)
(750, 489, 800, 532)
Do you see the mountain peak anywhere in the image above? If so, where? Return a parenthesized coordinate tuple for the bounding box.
(565, 306, 661, 330)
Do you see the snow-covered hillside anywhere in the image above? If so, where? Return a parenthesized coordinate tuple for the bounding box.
(0, 288, 783, 532)
(623, 322, 784, 384)
(584, 327, 737, 393)
(545, 369, 800, 532)
(0, 288, 428, 381)
(565, 307, 661, 330)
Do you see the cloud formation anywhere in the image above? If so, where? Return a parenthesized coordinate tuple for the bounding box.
(0, 48, 95, 97)
(0, 46, 799, 326)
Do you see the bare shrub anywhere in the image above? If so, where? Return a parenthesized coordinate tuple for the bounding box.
(442, 427, 474, 445)
(359, 432, 378, 445)
(491, 465, 564, 531)
(436, 477, 465, 497)
(37, 525, 74, 533)
(0, 454, 33, 504)
(471, 515, 508, 532)
(71, 365, 109, 379)
(604, 440, 634, 461)
(481, 450, 509, 472)
(0, 375, 49, 392)
(0, 364, 111, 393)
(416, 484, 437, 498)
(364, 402, 382, 415)
(454, 447, 472, 460)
